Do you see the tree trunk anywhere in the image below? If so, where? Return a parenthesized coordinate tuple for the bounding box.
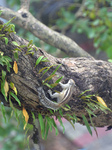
(0, 20, 112, 127)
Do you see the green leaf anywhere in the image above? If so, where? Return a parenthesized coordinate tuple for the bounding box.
(65, 104, 71, 109)
(59, 108, 63, 117)
(85, 108, 96, 117)
(3, 37, 8, 45)
(1, 70, 6, 81)
(82, 114, 92, 136)
(79, 89, 91, 97)
(12, 41, 19, 46)
(10, 24, 15, 32)
(46, 116, 53, 132)
(41, 57, 49, 62)
(43, 74, 56, 83)
(0, 10, 2, 16)
(14, 51, 18, 61)
(13, 107, 20, 126)
(28, 40, 33, 47)
(107, 46, 112, 59)
(6, 61, 12, 72)
(1, 103, 6, 123)
(14, 48, 22, 51)
(65, 116, 75, 130)
(42, 82, 52, 88)
(10, 92, 21, 106)
(45, 122, 50, 140)
(51, 118, 59, 136)
(48, 109, 54, 114)
(86, 102, 97, 111)
(86, 109, 98, 137)
(1, 70, 7, 100)
(41, 65, 56, 77)
(43, 64, 62, 83)
(31, 112, 36, 123)
(73, 114, 77, 122)
(42, 68, 50, 77)
(57, 117, 65, 133)
(35, 56, 44, 66)
(38, 66, 49, 73)
(50, 64, 61, 76)
(108, 59, 112, 63)
(55, 76, 64, 84)
(50, 76, 64, 88)
(0, 34, 5, 37)
(20, 45, 27, 48)
(9, 97, 14, 109)
(4, 56, 12, 62)
(38, 113, 45, 138)
(4, 17, 16, 26)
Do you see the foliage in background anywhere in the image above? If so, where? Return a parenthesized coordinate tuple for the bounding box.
(56, 0, 112, 58)
(0, 106, 28, 150)
(6, 0, 112, 58)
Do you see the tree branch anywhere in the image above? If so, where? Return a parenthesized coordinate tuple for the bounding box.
(0, 22, 112, 127)
(0, 6, 93, 58)
(20, 0, 30, 10)
(75, 0, 86, 17)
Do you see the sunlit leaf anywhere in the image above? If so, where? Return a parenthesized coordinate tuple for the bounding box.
(4, 80, 9, 97)
(12, 41, 19, 46)
(13, 61, 18, 74)
(10, 82, 17, 95)
(108, 59, 112, 63)
(96, 96, 107, 108)
(23, 107, 29, 130)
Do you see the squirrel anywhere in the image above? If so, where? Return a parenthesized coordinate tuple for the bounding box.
(38, 79, 75, 110)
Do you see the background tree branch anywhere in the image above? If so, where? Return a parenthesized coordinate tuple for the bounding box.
(20, 0, 30, 10)
(0, 5, 93, 58)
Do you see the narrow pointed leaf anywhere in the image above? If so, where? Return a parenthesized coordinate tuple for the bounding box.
(82, 114, 92, 136)
(35, 56, 44, 66)
(10, 92, 21, 106)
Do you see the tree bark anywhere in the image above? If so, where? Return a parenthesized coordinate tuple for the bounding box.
(0, 21, 112, 127)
